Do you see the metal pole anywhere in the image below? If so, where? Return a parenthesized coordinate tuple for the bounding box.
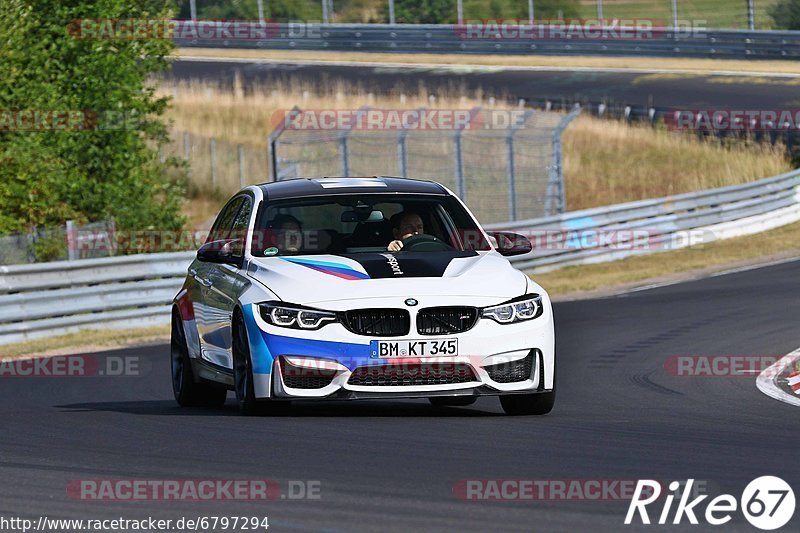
(597, 0, 603, 21)
(747, 0, 755, 30)
(506, 134, 517, 222)
(238, 145, 246, 189)
(528, 0, 534, 24)
(545, 108, 582, 215)
(210, 138, 218, 190)
(452, 107, 480, 200)
(453, 133, 464, 199)
(339, 135, 349, 176)
(672, 0, 678, 29)
(190, 0, 197, 21)
(388, 0, 395, 24)
(257, 0, 265, 24)
(267, 137, 277, 182)
(457, 0, 463, 25)
(397, 133, 407, 177)
(322, 0, 329, 24)
(66, 220, 76, 261)
(505, 109, 533, 221)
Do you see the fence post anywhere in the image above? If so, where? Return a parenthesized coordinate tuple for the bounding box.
(238, 144, 246, 189)
(268, 106, 302, 182)
(339, 134, 350, 176)
(66, 220, 77, 261)
(504, 110, 533, 222)
(452, 107, 482, 200)
(396, 107, 425, 177)
(210, 138, 218, 190)
(747, 0, 755, 30)
(397, 131, 408, 177)
(671, 0, 679, 29)
(545, 107, 582, 216)
(453, 132, 464, 198)
(597, 0, 603, 21)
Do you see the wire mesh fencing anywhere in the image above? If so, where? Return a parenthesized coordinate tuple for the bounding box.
(269, 107, 582, 224)
(0, 219, 116, 265)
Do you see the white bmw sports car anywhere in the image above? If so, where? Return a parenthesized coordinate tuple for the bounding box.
(171, 176, 555, 415)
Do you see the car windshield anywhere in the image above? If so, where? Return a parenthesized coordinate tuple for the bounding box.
(251, 194, 491, 257)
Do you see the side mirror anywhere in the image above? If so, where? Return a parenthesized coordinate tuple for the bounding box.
(197, 238, 244, 267)
(486, 231, 532, 257)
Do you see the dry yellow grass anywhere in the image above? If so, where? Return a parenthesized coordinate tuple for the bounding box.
(176, 48, 800, 76)
(162, 82, 792, 211)
(0, 326, 170, 359)
(562, 116, 792, 209)
(163, 78, 500, 148)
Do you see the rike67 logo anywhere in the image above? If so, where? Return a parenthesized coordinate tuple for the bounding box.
(625, 477, 795, 530)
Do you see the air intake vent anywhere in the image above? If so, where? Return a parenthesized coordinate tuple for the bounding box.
(484, 351, 536, 383)
(417, 306, 478, 335)
(342, 308, 410, 337)
(348, 362, 477, 387)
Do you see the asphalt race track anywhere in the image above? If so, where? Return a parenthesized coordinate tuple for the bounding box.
(167, 58, 800, 110)
(2, 259, 799, 531)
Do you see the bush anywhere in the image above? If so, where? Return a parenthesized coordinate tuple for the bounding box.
(769, 0, 800, 29)
(0, 0, 186, 238)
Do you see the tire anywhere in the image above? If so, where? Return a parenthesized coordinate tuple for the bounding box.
(232, 312, 293, 416)
(171, 309, 227, 408)
(500, 358, 556, 416)
(429, 396, 477, 407)
(232, 312, 261, 415)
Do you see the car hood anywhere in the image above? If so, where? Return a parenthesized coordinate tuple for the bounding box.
(247, 251, 528, 306)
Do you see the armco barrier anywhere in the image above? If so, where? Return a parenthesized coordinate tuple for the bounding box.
(1, 168, 799, 345)
(175, 23, 800, 61)
(0, 252, 194, 345)
(486, 168, 800, 271)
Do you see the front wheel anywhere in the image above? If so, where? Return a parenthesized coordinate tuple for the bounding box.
(171, 309, 227, 408)
(500, 391, 555, 415)
(232, 312, 260, 415)
(500, 358, 556, 415)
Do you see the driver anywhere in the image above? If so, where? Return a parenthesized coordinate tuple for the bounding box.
(268, 214, 303, 254)
(387, 211, 424, 252)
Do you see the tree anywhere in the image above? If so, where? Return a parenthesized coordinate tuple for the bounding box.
(0, 0, 185, 236)
(769, 0, 800, 29)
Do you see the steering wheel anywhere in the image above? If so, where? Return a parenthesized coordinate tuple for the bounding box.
(400, 234, 452, 252)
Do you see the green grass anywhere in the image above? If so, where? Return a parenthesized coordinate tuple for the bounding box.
(575, 0, 780, 29)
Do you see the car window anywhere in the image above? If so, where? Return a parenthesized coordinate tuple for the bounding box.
(251, 194, 490, 256)
(230, 197, 253, 259)
(208, 197, 245, 243)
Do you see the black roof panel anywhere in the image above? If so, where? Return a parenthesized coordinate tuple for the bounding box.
(257, 176, 447, 201)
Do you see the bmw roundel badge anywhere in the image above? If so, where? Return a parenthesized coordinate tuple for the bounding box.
(404, 298, 418, 307)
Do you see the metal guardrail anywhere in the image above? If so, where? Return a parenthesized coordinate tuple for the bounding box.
(175, 23, 800, 60)
(1, 168, 799, 345)
(488, 168, 800, 271)
(0, 253, 194, 345)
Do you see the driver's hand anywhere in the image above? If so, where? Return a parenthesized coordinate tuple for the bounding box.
(387, 240, 404, 252)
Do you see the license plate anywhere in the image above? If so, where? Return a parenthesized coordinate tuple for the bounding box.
(370, 339, 458, 358)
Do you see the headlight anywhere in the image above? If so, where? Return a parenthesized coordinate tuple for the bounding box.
(482, 294, 543, 324)
(259, 302, 337, 330)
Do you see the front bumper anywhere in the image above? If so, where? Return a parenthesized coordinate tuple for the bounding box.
(242, 301, 555, 400)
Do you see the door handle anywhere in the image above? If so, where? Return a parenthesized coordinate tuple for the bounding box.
(193, 275, 212, 287)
